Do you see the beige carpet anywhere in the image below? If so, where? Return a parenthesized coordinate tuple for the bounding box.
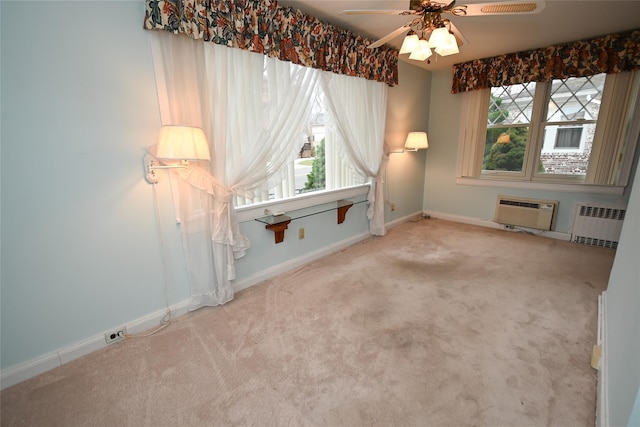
(1, 219, 614, 426)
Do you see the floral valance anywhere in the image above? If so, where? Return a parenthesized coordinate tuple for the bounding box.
(143, 0, 399, 86)
(451, 29, 640, 94)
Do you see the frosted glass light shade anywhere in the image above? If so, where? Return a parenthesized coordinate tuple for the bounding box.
(408, 39, 432, 61)
(156, 125, 211, 161)
(404, 132, 429, 151)
(399, 33, 419, 54)
(434, 32, 459, 56)
(428, 27, 450, 48)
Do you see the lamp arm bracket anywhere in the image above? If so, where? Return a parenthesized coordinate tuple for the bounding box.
(143, 153, 188, 184)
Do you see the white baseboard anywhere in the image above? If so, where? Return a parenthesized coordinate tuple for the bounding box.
(2, 214, 423, 391)
(232, 231, 372, 293)
(385, 211, 424, 230)
(424, 210, 572, 241)
(596, 291, 609, 427)
(0, 300, 191, 390)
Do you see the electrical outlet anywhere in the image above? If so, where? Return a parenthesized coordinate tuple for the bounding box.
(390, 203, 397, 211)
(299, 228, 305, 239)
(105, 327, 127, 344)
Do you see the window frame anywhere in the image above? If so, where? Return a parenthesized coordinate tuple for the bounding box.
(456, 70, 640, 194)
(231, 63, 369, 211)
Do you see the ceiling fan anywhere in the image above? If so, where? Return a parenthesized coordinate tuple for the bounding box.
(340, 0, 545, 60)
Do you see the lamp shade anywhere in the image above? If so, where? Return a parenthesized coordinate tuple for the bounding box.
(399, 32, 419, 54)
(428, 27, 450, 49)
(404, 132, 429, 151)
(434, 32, 459, 56)
(408, 39, 432, 61)
(156, 125, 211, 161)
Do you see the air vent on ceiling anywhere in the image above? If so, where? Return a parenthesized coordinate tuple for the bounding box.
(480, 3, 539, 14)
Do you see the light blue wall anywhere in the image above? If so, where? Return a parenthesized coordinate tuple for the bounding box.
(1, 0, 175, 369)
(0, 1, 428, 372)
(384, 61, 431, 221)
(606, 145, 640, 427)
(235, 199, 371, 281)
(424, 69, 634, 232)
(629, 391, 640, 427)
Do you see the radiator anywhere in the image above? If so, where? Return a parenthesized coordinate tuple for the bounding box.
(571, 203, 626, 249)
(494, 196, 558, 231)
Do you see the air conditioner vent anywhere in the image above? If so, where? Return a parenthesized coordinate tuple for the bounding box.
(499, 199, 541, 210)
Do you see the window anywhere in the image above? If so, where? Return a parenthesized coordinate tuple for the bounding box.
(458, 71, 640, 190)
(554, 127, 582, 149)
(234, 64, 366, 208)
(482, 82, 536, 174)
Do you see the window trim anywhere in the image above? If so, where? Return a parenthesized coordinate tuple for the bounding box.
(235, 184, 370, 222)
(455, 176, 625, 195)
(457, 70, 640, 191)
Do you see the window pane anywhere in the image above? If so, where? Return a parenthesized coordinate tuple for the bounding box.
(489, 83, 536, 125)
(483, 83, 536, 173)
(546, 75, 605, 122)
(482, 126, 529, 172)
(539, 74, 605, 177)
(539, 124, 595, 175)
(299, 90, 327, 193)
(237, 77, 365, 207)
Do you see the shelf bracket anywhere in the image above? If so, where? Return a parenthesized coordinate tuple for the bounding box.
(264, 217, 292, 244)
(337, 200, 354, 224)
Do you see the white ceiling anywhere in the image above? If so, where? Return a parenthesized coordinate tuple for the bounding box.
(277, 0, 640, 71)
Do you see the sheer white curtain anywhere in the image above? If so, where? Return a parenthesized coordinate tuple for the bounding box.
(206, 43, 319, 198)
(149, 31, 318, 310)
(320, 73, 389, 235)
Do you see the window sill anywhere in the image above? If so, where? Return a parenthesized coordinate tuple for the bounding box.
(455, 177, 625, 195)
(235, 184, 370, 222)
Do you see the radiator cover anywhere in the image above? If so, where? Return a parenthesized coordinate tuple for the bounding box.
(571, 203, 626, 249)
(494, 196, 558, 231)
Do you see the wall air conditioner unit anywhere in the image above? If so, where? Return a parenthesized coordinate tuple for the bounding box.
(494, 195, 558, 231)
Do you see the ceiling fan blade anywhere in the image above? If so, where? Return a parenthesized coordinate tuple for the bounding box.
(368, 24, 413, 49)
(447, 21, 468, 47)
(339, 9, 414, 15)
(463, 0, 545, 16)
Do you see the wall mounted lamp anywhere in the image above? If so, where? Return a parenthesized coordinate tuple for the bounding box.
(144, 125, 211, 184)
(404, 132, 429, 151)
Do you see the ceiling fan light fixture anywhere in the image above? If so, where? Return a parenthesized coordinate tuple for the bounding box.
(434, 32, 459, 56)
(427, 27, 450, 49)
(409, 38, 432, 61)
(399, 31, 420, 54)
